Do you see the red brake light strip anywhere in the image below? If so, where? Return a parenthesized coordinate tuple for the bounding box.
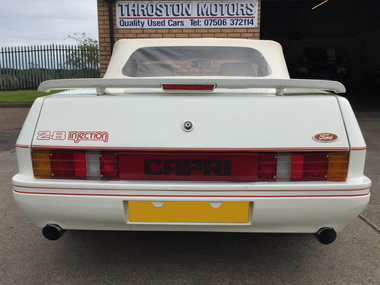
(162, 83, 216, 91)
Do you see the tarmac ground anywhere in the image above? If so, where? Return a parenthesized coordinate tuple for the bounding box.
(0, 105, 379, 284)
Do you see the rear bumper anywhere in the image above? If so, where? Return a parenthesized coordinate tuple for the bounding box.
(12, 174, 371, 233)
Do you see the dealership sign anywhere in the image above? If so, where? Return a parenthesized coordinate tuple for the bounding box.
(116, 1, 258, 29)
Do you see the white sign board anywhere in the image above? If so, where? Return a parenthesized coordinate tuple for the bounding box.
(116, 1, 258, 29)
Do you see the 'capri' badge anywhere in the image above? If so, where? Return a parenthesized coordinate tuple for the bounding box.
(313, 133, 339, 143)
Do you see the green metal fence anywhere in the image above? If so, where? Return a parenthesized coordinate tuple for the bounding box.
(0, 45, 100, 90)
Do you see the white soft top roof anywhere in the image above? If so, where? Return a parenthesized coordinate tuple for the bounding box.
(38, 38, 345, 95)
(104, 38, 290, 79)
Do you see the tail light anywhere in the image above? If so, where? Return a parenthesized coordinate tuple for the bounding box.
(99, 152, 119, 179)
(291, 153, 328, 181)
(32, 151, 51, 179)
(31, 150, 349, 182)
(50, 152, 87, 179)
(32, 151, 118, 180)
(258, 154, 277, 181)
(327, 153, 349, 181)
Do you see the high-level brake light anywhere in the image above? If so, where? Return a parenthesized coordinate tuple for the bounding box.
(162, 84, 216, 91)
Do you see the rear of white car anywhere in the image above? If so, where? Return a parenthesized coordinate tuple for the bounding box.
(12, 39, 371, 243)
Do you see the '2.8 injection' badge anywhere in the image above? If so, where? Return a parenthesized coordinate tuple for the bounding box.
(313, 133, 339, 143)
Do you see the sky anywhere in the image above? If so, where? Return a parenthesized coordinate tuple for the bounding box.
(0, 0, 99, 47)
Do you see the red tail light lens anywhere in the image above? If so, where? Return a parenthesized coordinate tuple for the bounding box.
(290, 154, 304, 180)
(258, 154, 277, 181)
(291, 153, 328, 181)
(74, 153, 87, 177)
(303, 153, 328, 181)
(100, 152, 119, 179)
(51, 152, 86, 179)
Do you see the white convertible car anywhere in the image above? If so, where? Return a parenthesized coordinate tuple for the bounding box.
(13, 39, 371, 244)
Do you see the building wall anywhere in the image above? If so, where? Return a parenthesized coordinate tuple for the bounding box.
(97, 0, 261, 76)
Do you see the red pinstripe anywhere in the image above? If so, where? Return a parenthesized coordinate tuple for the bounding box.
(13, 189, 369, 198)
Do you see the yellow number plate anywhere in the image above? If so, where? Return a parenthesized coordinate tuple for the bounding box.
(128, 201, 250, 223)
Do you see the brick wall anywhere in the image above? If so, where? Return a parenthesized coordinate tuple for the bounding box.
(97, 0, 261, 76)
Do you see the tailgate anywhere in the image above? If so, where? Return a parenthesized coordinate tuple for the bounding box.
(32, 94, 348, 150)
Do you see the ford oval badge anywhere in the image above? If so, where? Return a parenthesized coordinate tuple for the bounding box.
(313, 133, 339, 143)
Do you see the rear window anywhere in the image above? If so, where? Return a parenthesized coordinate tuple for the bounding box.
(122, 46, 272, 77)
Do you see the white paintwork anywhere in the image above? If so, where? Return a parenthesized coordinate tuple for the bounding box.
(13, 190, 370, 233)
(30, 94, 349, 150)
(12, 38, 371, 235)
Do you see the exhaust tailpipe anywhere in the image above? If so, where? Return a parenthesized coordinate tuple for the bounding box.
(315, 227, 337, 244)
(42, 224, 66, 240)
